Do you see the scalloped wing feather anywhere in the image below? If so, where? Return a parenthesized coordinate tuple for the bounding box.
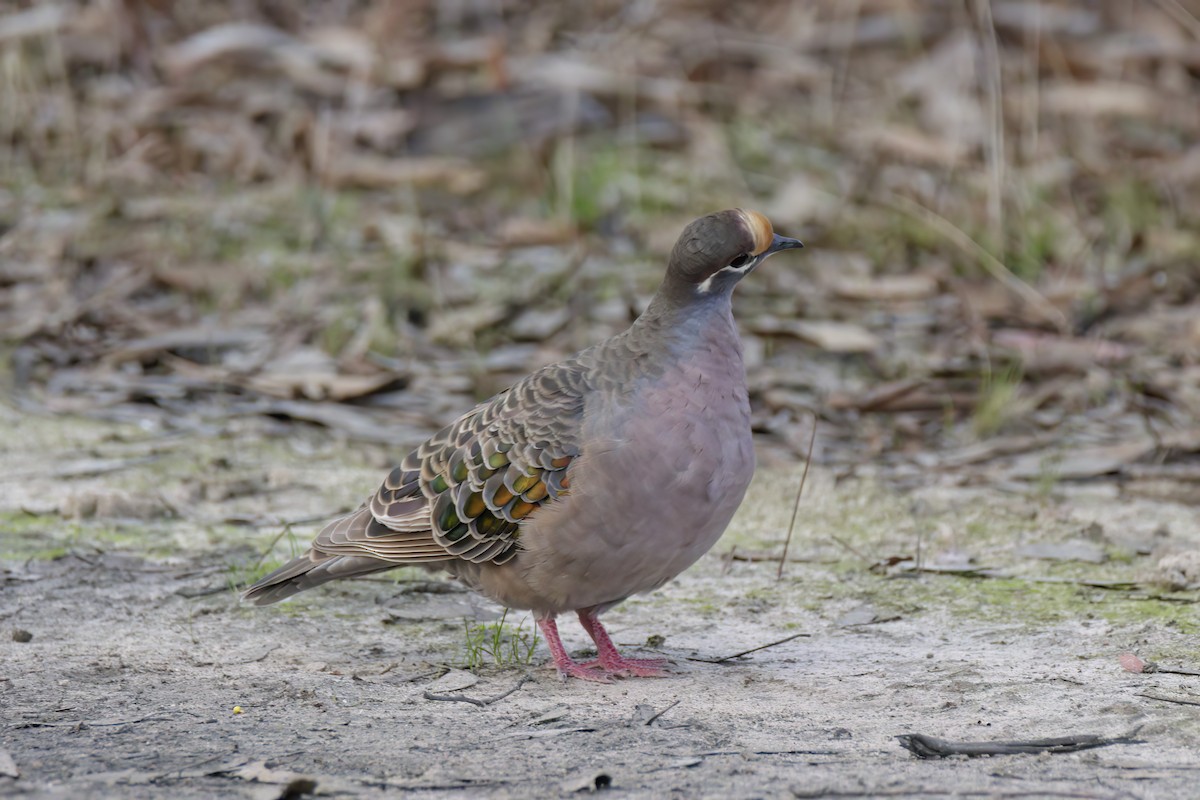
(333, 359, 588, 566)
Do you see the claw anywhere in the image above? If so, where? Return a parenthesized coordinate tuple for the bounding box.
(556, 662, 614, 683)
(537, 616, 614, 683)
(579, 656, 669, 678)
(576, 609, 672, 678)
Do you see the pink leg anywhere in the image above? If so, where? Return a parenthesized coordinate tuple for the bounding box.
(576, 610, 669, 678)
(535, 617, 611, 683)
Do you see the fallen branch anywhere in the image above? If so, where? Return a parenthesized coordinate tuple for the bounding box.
(688, 632, 811, 664)
(423, 675, 530, 707)
(11, 714, 172, 729)
(1137, 692, 1200, 707)
(896, 731, 1143, 759)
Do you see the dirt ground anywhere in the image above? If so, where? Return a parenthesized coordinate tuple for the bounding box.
(2, 410, 1199, 800)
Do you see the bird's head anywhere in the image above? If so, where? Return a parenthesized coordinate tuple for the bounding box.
(665, 209, 803, 298)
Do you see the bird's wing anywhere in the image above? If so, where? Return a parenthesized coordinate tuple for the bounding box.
(310, 357, 590, 566)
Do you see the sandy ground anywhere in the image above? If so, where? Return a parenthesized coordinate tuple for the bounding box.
(2, 409, 1199, 799)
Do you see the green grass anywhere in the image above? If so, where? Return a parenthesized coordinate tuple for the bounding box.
(0, 510, 174, 560)
(226, 525, 305, 593)
(1105, 178, 1162, 242)
(972, 363, 1024, 438)
(462, 607, 540, 670)
(1006, 212, 1060, 281)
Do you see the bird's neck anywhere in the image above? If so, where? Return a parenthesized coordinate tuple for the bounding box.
(629, 287, 739, 355)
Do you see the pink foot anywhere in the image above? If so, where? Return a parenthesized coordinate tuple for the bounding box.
(536, 617, 612, 683)
(579, 655, 669, 678)
(557, 660, 614, 683)
(576, 610, 671, 678)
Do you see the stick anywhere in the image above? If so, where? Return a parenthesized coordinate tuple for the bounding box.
(12, 715, 172, 729)
(778, 416, 817, 580)
(792, 790, 1123, 799)
(896, 731, 1144, 759)
(828, 534, 871, 563)
(643, 700, 680, 726)
(1138, 692, 1200, 707)
(688, 631, 811, 664)
(423, 675, 531, 708)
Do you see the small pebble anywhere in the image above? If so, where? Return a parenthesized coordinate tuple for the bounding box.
(12, 629, 33, 643)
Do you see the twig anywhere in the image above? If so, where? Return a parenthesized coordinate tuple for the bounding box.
(1150, 666, 1200, 676)
(11, 714, 172, 729)
(792, 790, 1121, 799)
(1129, 657, 1200, 677)
(896, 730, 1143, 759)
(778, 416, 817, 581)
(1138, 692, 1200, 707)
(721, 545, 737, 576)
(423, 675, 531, 708)
(643, 700, 680, 726)
(234, 644, 280, 664)
(726, 550, 837, 565)
(828, 534, 871, 564)
(699, 748, 841, 757)
(688, 632, 811, 664)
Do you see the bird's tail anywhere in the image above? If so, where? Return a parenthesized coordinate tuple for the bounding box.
(241, 552, 396, 605)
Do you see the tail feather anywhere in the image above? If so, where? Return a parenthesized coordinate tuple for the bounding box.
(242, 554, 398, 605)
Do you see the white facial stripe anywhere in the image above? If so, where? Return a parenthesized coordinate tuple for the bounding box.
(696, 261, 756, 294)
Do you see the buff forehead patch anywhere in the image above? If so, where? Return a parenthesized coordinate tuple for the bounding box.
(736, 209, 774, 255)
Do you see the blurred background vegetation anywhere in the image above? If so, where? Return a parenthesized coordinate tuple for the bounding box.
(1, 0, 1198, 497)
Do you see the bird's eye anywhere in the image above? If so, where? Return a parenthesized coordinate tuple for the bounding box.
(729, 253, 751, 269)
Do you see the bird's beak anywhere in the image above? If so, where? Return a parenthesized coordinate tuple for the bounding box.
(766, 234, 804, 254)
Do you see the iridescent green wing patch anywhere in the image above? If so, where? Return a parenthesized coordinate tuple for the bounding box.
(368, 359, 586, 564)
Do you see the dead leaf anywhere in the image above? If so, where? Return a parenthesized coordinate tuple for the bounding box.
(321, 153, 485, 193)
(161, 23, 297, 76)
(851, 126, 969, 167)
(1004, 441, 1156, 481)
(510, 307, 571, 341)
(831, 275, 938, 302)
(246, 372, 399, 402)
(428, 303, 509, 345)
(1039, 81, 1161, 117)
(496, 218, 577, 247)
(751, 317, 880, 354)
(993, 329, 1133, 372)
